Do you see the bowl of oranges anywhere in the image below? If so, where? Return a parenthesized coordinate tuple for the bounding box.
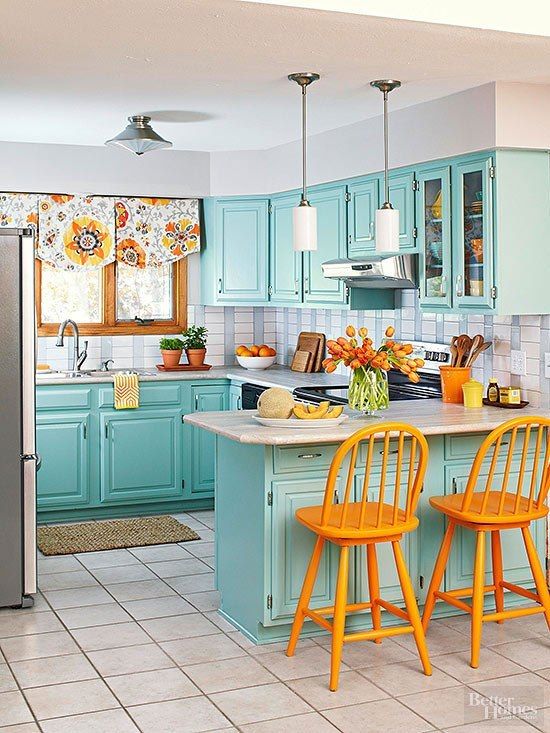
(235, 344, 277, 370)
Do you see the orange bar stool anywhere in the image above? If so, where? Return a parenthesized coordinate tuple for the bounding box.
(286, 423, 431, 691)
(422, 416, 550, 669)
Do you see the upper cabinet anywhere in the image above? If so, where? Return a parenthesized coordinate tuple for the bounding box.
(347, 177, 378, 256)
(269, 191, 303, 304)
(386, 170, 416, 251)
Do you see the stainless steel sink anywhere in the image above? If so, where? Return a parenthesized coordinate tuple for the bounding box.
(37, 368, 158, 379)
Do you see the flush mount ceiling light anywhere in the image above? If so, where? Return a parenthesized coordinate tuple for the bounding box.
(288, 72, 320, 252)
(105, 115, 172, 155)
(370, 79, 401, 253)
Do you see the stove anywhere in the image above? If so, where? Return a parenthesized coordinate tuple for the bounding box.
(292, 341, 450, 406)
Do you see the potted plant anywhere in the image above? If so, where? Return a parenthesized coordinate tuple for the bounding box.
(159, 337, 184, 368)
(182, 326, 208, 367)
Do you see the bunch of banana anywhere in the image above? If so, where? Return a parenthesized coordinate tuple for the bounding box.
(292, 401, 344, 420)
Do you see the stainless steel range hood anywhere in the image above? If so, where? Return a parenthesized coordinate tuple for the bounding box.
(322, 254, 417, 289)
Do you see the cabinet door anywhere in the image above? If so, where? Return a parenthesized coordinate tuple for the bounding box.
(417, 166, 453, 310)
(347, 178, 379, 256)
(228, 385, 242, 411)
(452, 156, 495, 310)
(216, 199, 269, 302)
(270, 476, 346, 620)
(269, 192, 303, 303)
(444, 465, 546, 591)
(36, 412, 90, 510)
(190, 384, 228, 497)
(304, 185, 347, 306)
(387, 170, 416, 251)
(100, 409, 182, 504)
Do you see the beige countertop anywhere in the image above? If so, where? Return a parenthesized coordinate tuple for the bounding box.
(183, 401, 550, 445)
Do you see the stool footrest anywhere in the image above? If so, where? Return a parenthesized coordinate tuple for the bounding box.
(343, 625, 414, 644)
(377, 598, 410, 621)
(442, 584, 496, 599)
(500, 581, 540, 603)
(434, 590, 472, 614)
(303, 609, 333, 633)
(483, 605, 544, 623)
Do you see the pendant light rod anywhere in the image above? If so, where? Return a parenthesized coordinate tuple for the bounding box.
(370, 80, 401, 206)
(288, 72, 320, 204)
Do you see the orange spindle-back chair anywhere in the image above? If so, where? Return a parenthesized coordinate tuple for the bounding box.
(286, 422, 430, 691)
(422, 416, 550, 669)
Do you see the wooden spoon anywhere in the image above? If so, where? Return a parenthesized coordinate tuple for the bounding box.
(466, 340, 492, 367)
(450, 335, 459, 367)
(465, 334, 484, 367)
(455, 334, 472, 368)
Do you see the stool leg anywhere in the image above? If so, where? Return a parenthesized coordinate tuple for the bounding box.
(491, 530, 505, 624)
(329, 545, 349, 692)
(392, 540, 432, 676)
(287, 536, 325, 657)
(366, 544, 382, 644)
(471, 530, 486, 668)
(522, 526, 550, 630)
(422, 521, 455, 631)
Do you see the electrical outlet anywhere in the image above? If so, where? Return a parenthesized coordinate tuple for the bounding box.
(545, 353, 550, 379)
(510, 349, 527, 376)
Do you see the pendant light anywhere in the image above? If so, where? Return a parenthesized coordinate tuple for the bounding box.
(370, 80, 401, 252)
(105, 115, 172, 155)
(288, 72, 320, 251)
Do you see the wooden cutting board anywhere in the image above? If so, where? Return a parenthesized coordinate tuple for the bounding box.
(296, 332, 326, 372)
(290, 349, 312, 372)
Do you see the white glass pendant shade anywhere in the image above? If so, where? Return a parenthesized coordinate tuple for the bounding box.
(105, 116, 172, 155)
(293, 203, 317, 252)
(375, 206, 400, 253)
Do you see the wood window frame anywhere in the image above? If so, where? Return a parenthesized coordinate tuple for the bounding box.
(36, 258, 188, 336)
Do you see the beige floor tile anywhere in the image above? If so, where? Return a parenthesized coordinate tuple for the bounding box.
(0, 663, 18, 692)
(88, 642, 175, 676)
(129, 544, 193, 562)
(43, 586, 113, 610)
(71, 621, 151, 651)
(471, 672, 550, 712)
(0, 723, 41, 732)
(203, 611, 239, 633)
(38, 570, 98, 591)
(56, 602, 132, 629)
(359, 657, 460, 696)
(432, 648, 526, 683)
(440, 719, 537, 732)
(183, 528, 215, 543)
(90, 564, 157, 585)
(396, 622, 472, 656)
(145, 558, 212, 578)
(531, 705, 550, 733)
(0, 691, 34, 727)
(39, 708, 140, 733)
(489, 637, 550, 670)
(0, 611, 62, 639)
(240, 712, 339, 732)
(318, 635, 418, 669)
(397, 684, 488, 729)
(186, 541, 215, 558)
(210, 682, 312, 725)
(160, 633, 247, 666)
(324, 697, 435, 733)
(167, 573, 216, 595)
(537, 668, 550, 681)
(105, 667, 199, 706)
(139, 612, 219, 642)
(38, 555, 82, 574)
(258, 645, 339, 681)
(128, 695, 232, 733)
(171, 513, 207, 531)
(287, 669, 388, 710)
(189, 510, 215, 527)
(105, 578, 176, 602)
(0, 630, 79, 662)
(245, 636, 316, 656)
(184, 590, 221, 612)
(11, 652, 97, 688)
(122, 595, 195, 620)
(75, 549, 140, 569)
(183, 655, 277, 693)
(25, 678, 119, 720)
(202, 556, 215, 569)
(440, 613, 545, 644)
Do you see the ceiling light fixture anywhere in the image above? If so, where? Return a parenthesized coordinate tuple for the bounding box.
(370, 79, 401, 253)
(288, 72, 320, 252)
(105, 115, 172, 156)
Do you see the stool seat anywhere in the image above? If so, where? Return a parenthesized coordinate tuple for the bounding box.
(296, 502, 418, 541)
(429, 492, 548, 525)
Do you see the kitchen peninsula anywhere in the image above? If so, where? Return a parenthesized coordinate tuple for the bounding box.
(184, 402, 549, 644)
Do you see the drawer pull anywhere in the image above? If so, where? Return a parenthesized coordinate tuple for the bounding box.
(297, 453, 322, 460)
(380, 448, 401, 455)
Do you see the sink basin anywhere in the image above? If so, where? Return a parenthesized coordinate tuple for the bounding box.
(37, 368, 158, 379)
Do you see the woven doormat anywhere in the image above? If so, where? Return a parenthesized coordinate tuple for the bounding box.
(38, 515, 200, 556)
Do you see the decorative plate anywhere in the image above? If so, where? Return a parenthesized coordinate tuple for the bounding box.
(253, 414, 348, 429)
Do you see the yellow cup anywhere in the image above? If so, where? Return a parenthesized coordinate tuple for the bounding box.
(462, 378, 484, 408)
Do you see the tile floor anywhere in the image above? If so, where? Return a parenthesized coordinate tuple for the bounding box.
(0, 509, 549, 732)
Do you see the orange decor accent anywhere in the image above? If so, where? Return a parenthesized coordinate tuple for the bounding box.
(286, 423, 431, 691)
(439, 366, 472, 403)
(422, 416, 550, 669)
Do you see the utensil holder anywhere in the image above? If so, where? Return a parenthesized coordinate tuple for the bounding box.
(440, 366, 472, 404)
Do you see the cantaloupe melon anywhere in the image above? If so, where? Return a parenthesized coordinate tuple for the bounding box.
(257, 387, 295, 419)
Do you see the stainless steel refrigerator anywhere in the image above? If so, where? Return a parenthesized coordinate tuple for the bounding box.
(0, 228, 37, 608)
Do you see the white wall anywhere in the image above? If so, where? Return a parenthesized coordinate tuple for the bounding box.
(495, 82, 550, 149)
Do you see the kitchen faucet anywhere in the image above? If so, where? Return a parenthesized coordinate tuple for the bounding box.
(56, 319, 88, 372)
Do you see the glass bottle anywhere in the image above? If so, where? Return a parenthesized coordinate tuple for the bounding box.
(486, 377, 500, 403)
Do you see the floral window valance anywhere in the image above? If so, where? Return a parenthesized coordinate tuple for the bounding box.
(0, 192, 200, 270)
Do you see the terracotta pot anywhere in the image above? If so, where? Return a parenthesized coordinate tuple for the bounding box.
(186, 348, 206, 367)
(161, 349, 182, 368)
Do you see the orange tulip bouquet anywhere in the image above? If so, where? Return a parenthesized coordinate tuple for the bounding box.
(323, 325, 424, 415)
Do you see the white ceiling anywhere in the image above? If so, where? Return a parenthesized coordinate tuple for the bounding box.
(3, 0, 550, 152)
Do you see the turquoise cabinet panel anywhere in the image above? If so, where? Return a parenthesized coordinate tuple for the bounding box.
(387, 170, 416, 251)
(36, 412, 90, 510)
(100, 409, 183, 504)
(269, 192, 303, 303)
(229, 384, 242, 411)
(304, 184, 347, 306)
(190, 384, 228, 497)
(215, 199, 269, 302)
(347, 178, 379, 256)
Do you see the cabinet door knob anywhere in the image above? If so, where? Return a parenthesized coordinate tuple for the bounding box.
(455, 274, 463, 298)
(195, 394, 199, 410)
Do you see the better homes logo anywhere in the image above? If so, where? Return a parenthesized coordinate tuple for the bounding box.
(467, 689, 541, 724)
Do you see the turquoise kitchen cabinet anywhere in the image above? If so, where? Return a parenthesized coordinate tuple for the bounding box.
(347, 177, 379, 256)
(229, 383, 242, 411)
(36, 412, 91, 510)
(189, 383, 228, 498)
(387, 169, 416, 251)
(269, 192, 303, 303)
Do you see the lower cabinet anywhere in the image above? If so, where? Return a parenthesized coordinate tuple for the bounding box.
(188, 384, 228, 498)
(228, 384, 242, 411)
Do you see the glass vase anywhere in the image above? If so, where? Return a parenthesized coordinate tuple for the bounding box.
(348, 367, 389, 416)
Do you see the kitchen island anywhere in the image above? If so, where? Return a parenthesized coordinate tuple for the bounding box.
(184, 402, 549, 643)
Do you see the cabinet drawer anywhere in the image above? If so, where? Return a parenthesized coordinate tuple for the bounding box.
(36, 387, 92, 411)
(98, 383, 184, 408)
(359, 436, 413, 468)
(272, 444, 337, 474)
(444, 431, 537, 462)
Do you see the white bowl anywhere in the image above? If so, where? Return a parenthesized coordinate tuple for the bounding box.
(236, 355, 276, 370)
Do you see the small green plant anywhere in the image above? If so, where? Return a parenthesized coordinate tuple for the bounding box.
(181, 326, 208, 350)
(159, 337, 184, 351)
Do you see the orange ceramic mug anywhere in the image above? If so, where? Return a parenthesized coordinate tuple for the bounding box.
(439, 366, 472, 403)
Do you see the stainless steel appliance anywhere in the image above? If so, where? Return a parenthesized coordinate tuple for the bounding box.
(0, 229, 37, 608)
(241, 382, 269, 410)
(322, 254, 416, 289)
(293, 341, 450, 405)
